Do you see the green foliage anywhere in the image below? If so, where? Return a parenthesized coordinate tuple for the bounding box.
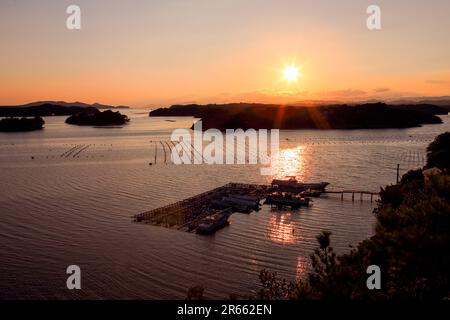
(401, 168, 424, 184)
(187, 286, 205, 300)
(258, 269, 291, 300)
(427, 132, 450, 169)
(372, 174, 450, 299)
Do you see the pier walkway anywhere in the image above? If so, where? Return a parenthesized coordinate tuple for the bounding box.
(324, 190, 379, 202)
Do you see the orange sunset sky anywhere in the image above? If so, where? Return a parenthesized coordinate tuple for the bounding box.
(1, 0, 450, 107)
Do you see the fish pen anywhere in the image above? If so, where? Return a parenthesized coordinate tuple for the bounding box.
(133, 179, 379, 234)
(133, 183, 271, 233)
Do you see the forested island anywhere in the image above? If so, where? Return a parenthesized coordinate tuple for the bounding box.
(150, 102, 444, 130)
(0, 116, 45, 132)
(0, 101, 129, 118)
(65, 110, 130, 126)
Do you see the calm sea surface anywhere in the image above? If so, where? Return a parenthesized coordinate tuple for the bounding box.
(1, 110, 449, 299)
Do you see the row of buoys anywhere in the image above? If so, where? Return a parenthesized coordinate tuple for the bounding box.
(31, 154, 104, 160)
(394, 151, 426, 164)
(390, 152, 427, 174)
(284, 139, 432, 146)
(60, 145, 82, 158)
(160, 141, 167, 164)
(28, 143, 108, 161)
(149, 140, 206, 165)
(72, 145, 90, 158)
(146, 139, 274, 165)
(60, 144, 92, 158)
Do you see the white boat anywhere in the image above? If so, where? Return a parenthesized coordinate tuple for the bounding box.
(196, 210, 231, 234)
(271, 177, 329, 192)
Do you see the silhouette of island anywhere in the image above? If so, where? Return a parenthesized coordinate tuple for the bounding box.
(149, 102, 444, 130)
(390, 96, 450, 110)
(0, 116, 45, 132)
(65, 110, 130, 126)
(0, 101, 129, 118)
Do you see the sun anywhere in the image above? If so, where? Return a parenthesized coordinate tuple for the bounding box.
(283, 65, 300, 82)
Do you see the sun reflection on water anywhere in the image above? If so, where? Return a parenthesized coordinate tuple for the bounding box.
(267, 212, 304, 245)
(270, 146, 307, 180)
(268, 213, 295, 244)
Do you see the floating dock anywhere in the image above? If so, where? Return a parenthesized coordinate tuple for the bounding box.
(133, 181, 379, 234)
(133, 183, 270, 233)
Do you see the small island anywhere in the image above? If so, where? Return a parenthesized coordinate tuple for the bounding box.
(65, 110, 130, 126)
(0, 116, 45, 132)
(149, 102, 444, 131)
(0, 101, 130, 118)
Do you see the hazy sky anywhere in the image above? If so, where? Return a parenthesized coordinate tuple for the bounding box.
(1, 0, 450, 107)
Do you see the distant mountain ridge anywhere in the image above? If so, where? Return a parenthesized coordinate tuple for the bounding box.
(292, 97, 450, 110)
(0, 101, 129, 117)
(390, 97, 450, 108)
(150, 102, 445, 130)
(3, 101, 130, 109)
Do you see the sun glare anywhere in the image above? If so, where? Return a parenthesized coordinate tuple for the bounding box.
(283, 65, 300, 82)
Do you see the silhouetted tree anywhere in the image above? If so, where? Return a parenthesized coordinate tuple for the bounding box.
(427, 132, 450, 169)
(0, 116, 45, 132)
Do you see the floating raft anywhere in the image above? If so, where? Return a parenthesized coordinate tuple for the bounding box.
(133, 181, 379, 234)
(133, 183, 271, 233)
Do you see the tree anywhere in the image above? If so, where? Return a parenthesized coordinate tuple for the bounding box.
(427, 132, 450, 169)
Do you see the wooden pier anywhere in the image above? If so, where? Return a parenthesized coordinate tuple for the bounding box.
(324, 190, 379, 202)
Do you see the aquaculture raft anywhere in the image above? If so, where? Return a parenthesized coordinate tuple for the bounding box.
(133, 183, 270, 233)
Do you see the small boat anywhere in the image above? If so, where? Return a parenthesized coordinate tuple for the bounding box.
(271, 177, 329, 192)
(300, 189, 322, 197)
(264, 192, 311, 209)
(196, 211, 231, 234)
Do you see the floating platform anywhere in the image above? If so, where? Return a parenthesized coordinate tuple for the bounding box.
(133, 180, 379, 234)
(133, 183, 271, 233)
(264, 192, 311, 209)
(196, 208, 232, 235)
